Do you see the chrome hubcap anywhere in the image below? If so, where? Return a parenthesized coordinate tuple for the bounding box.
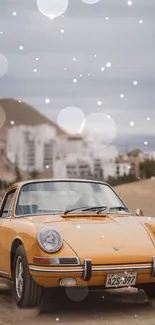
(15, 256, 24, 299)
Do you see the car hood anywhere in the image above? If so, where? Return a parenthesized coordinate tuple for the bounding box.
(30, 213, 155, 265)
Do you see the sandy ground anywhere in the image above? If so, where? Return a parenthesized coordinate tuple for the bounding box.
(115, 178, 155, 217)
(1, 284, 155, 325)
(1, 179, 155, 324)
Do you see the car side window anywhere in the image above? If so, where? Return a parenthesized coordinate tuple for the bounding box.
(0, 190, 16, 219)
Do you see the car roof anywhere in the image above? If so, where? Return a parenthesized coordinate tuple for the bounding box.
(8, 178, 109, 190)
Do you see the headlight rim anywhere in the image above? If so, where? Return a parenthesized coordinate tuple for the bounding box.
(37, 227, 63, 253)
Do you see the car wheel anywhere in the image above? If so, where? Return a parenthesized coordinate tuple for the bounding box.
(13, 245, 43, 308)
(141, 284, 155, 299)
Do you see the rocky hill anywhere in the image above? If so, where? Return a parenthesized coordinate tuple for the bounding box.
(0, 98, 66, 140)
(0, 98, 67, 181)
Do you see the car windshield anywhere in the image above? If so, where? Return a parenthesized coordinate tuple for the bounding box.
(15, 181, 128, 216)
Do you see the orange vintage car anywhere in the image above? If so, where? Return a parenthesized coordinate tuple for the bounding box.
(0, 178, 155, 308)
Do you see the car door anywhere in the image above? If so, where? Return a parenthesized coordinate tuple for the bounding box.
(0, 189, 17, 275)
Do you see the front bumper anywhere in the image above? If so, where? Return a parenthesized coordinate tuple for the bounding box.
(29, 256, 155, 284)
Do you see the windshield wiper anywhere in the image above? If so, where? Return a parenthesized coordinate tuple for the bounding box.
(64, 206, 108, 215)
(82, 206, 108, 212)
(97, 206, 129, 214)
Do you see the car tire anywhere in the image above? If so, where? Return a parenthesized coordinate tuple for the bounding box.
(13, 245, 43, 308)
(142, 284, 155, 299)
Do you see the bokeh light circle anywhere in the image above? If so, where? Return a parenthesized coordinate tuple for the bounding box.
(81, 0, 100, 4)
(0, 106, 6, 129)
(0, 53, 9, 77)
(37, 0, 69, 20)
(81, 112, 117, 147)
(57, 107, 85, 135)
(66, 285, 89, 302)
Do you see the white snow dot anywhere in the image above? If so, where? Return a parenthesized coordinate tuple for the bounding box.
(19, 45, 24, 51)
(101, 67, 105, 71)
(130, 121, 135, 126)
(36, 57, 39, 61)
(73, 58, 76, 62)
(45, 98, 50, 104)
(73, 78, 77, 83)
(147, 117, 150, 121)
(127, 1, 132, 6)
(106, 62, 112, 68)
(106, 17, 109, 20)
(13, 11, 17, 16)
(61, 29, 64, 33)
(10, 120, 15, 125)
(97, 101, 102, 106)
(120, 94, 124, 98)
(144, 141, 148, 145)
(139, 19, 143, 24)
(107, 115, 111, 119)
(33, 68, 37, 73)
(133, 80, 138, 85)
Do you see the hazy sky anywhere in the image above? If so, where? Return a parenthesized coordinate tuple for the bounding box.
(0, 0, 155, 151)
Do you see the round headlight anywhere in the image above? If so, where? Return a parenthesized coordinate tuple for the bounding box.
(37, 227, 63, 253)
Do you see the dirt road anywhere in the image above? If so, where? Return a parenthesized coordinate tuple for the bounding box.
(115, 179, 155, 217)
(0, 283, 155, 325)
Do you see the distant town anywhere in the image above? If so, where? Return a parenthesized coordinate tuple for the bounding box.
(0, 122, 154, 190)
(0, 99, 154, 191)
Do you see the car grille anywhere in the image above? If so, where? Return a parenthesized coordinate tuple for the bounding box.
(58, 257, 80, 265)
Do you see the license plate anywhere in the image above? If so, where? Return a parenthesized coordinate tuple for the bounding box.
(105, 272, 137, 288)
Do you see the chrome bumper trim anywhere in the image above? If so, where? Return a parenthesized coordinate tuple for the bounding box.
(83, 259, 92, 281)
(29, 266, 83, 273)
(93, 265, 152, 272)
(29, 264, 152, 274)
(151, 256, 155, 276)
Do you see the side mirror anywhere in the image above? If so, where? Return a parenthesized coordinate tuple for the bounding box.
(136, 208, 144, 216)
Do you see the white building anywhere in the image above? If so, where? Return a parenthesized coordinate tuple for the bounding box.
(55, 136, 86, 158)
(6, 125, 56, 172)
(6, 124, 133, 179)
(53, 153, 130, 181)
(53, 154, 93, 179)
(102, 162, 130, 180)
(142, 151, 155, 161)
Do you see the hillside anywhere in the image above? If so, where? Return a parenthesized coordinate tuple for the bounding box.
(0, 98, 68, 180)
(0, 98, 66, 139)
(115, 179, 155, 217)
